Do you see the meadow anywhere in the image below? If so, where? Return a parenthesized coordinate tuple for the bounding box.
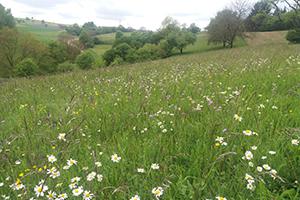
(16, 20, 65, 42)
(0, 33, 300, 200)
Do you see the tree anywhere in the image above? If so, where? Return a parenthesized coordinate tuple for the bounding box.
(15, 58, 39, 77)
(0, 28, 46, 76)
(0, 4, 15, 29)
(65, 24, 81, 36)
(76, 51, 95, 70)
(188, 23, 201, 33)
(286, 28, 300, 43)
(270, 0, 300, 27)
(82, 21, 98, 36)
(115, 31, 124, 40)
(159, 17, 197, 54)
(79, 31, 95, 48)
(103, 49, 116, 66)
(57, 33, 83, 61)
(207, 9, 244, 48)
(245, 0, 273, 31)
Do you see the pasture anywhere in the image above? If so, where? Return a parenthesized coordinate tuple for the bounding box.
(0, 33, 300, 200)
(16, 20, 65, 42)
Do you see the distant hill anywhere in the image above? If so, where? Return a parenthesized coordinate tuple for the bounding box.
(16, 18, 66, 42)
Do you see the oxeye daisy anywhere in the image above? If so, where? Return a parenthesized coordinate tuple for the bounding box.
(72, 186, 83, 196)
(57, 193, 68, 199)
(292, 139, 299, 146)
(234, 114, 242, 122)
(130, 195, 141, 200)
(10, 178, 25, 191)
(152, 187, 164, 198)
(216, 196, 227, 200)
(244, 151, 253, 160)
(47, 155, 57, 163)
(137, 168, 145, 173)
(83, 190, 94, 200)
(57, 133, 66, 141)
(111, 154, 121, 163)
(67, 158, 77, 167)
(46, 191, 56, 200)
(34, 184, 48, 197)
(87, 172, 96, 181)
(151, 163, 160, 170)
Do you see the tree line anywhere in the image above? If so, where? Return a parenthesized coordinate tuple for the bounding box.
(103, 17, 199, 66)
(206, 0, 300, 48)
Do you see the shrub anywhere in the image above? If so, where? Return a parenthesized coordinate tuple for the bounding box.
(114, 43, 132, 60)
(15, 58, 39, 77)
(76, 51, 95, 70)
(57, 61, 77, 72)
(286, 29, 300, 44)
(103, 49, 116, 66)
(136, 44, 163, 61)
(111, 56, 124, 66)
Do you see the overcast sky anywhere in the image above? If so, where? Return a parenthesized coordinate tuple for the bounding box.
(0, 0, 258, 30)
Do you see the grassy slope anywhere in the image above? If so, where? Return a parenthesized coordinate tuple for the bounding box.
(1, 33, 300, 199)
(17, 20, 65, 43)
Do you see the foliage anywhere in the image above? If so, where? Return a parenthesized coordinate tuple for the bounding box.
(76, 51, 95, 70)
(0, 3, 15, 29)
(286, 29, 300, 43)
(103, 49, 117, 66)
(65, 22, 136, 36)
(188, 23, 201, 33)
(103, 17, 197, 65)
(244, 0, 300, 32)
(0, 28, 46, 77)
(57, 61, 77, 72)
(79, 31, 95, 48)
(136, 44, 164, 61)
(65, 23, 81, 36)
(207, 9, 244, 48)
(15, 58, 38, 77)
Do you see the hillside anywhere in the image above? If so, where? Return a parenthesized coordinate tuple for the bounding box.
(16, 19, 66, 42)
(246, 31, 288, 46)
(1, 31, 300, 199)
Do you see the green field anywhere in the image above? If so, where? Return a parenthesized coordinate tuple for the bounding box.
(17, 20, 65, 42)
(1, 33, 300, 200)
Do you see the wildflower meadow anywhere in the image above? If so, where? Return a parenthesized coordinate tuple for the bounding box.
(1, 42, 300, 199)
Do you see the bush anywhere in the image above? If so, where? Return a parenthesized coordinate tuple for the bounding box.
(136, 44, 163, 61)
(111, 56, 124, 66)
(76, 51, 95, 70)
(15, 58, 39, 77)
(57, 61, 77, 72)
(286, 29, 300, 44)
(114, 43, 132, 60)
(103, 49, 116, 66)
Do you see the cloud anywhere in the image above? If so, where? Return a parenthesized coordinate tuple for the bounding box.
(12, 0, 69, 8)
(0, 0, 258, 30)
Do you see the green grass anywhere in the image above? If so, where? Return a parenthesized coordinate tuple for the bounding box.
(1, 34, 300, 199)
(17, 20, 65, 43)
(183, 32, 246, 54)
(97, 32, 131, 45)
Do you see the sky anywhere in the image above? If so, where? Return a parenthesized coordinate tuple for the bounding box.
(0, 0, 258, 30)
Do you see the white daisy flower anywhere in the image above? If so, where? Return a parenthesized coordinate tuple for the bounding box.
(245, 151, 253, 160)
(34, 184, 48, 197)
(152, 187, 164, 197)
(47, 155, 57, 163)
(151, 163, 160, 170)
(111, 154, 121, 163)
(130, 195, 141, 200)
(72, 186, 83, 196)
